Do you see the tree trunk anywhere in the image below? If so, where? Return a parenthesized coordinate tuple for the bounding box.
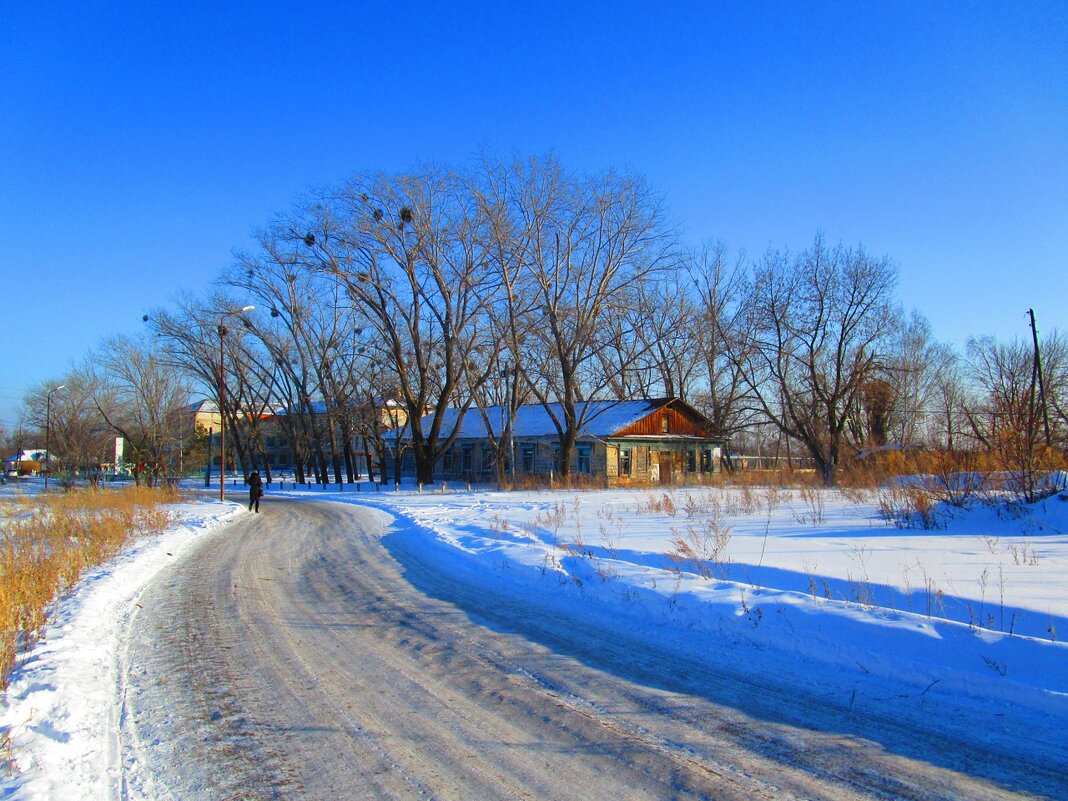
(816, 454, 836, 487)
(414, 442, 435, 485)
(557, 428, 577, 486)
(343, 434, 356, 483)
(364, 441, 377, 482)
(327, 415, 344, 484)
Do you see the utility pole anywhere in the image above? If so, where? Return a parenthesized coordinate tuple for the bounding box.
(1028, 309, 1052, 446)
(45, 385, 65, 490)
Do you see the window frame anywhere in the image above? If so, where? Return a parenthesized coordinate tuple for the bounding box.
(576, 442, 592, 474)
(521, 442, 536, 473)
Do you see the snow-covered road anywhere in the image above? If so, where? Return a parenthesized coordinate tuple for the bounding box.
(113, 498, 1066, 800)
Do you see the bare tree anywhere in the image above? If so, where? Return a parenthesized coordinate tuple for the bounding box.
(964, 336, 1032, 450)
(22, 368, 113, 481)
(685, 242, 755, 466)
(736, 236, 898, 485)
(1041, 330, 1068, 446)
(963, 333, 1066, 500)
(599, 274, 699, 401)
(511, 159, 677, 482)
(229, 230, 374, 484)
(301, 168, 501, 485)
(146, 295, 264, 480)
(467, 157, 555, 486)
(93, 335, 193, 485)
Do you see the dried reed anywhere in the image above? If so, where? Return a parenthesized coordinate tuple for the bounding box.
(0, 485, 179, 689)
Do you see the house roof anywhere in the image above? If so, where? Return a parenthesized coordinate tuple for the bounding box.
(273, 397, 403, 417)
(418, 398, 715, 440)
(187, 399, 219, 414)
(4, 450, 48, 464)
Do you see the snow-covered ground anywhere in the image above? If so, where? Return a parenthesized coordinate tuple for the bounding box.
(346, 482, 1068, 705)
(0, 489, 242, 800)
(1, 480, 1066, 799)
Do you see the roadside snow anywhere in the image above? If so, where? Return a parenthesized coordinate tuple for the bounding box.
(310, 483, 1068, 711)
(0, 498, 240, 801)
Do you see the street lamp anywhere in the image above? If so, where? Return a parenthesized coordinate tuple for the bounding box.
(217, 306, 255, 501)
(45, 384, 65, 490)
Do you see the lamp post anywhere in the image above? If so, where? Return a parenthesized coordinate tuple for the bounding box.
(45, 384, 65, 490)
(217, 306, 255, 501)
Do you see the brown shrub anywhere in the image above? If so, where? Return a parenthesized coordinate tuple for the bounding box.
(0, 486, 179, 688)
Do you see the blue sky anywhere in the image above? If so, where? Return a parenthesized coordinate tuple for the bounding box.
(1, 2, 1065, 429)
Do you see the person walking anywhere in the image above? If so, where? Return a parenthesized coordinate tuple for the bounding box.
(248, 469, 263, 513)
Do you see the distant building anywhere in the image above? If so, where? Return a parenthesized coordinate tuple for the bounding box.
(3, 449, 51, 476)
(187, 399, 223, 433)
(403, 397, 727, 487)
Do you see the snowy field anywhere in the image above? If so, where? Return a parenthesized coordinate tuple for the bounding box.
(1, 479, 1066, 798)
(349, 482, 1068, 703)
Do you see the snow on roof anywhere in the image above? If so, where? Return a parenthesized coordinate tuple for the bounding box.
(274, 397, 402, 416)
(419, 399, 673, 439)
(4, 450, 48, 463)
(186, 399, 219, 414)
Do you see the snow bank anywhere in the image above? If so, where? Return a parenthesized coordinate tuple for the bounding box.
(323, 485, 1068, 715)
(0, 499, 239, 801)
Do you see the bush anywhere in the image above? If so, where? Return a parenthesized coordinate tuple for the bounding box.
(877, 484, 942, 529)
(0, 486, 179, 688)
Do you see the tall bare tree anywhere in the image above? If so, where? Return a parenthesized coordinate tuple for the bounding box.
(511, 159, 677, 481)
(300, 168, 501, 484)
(93, 335, 193, 485)
(686, 242, 755, 465)
(736, 236, 898, 485)
(146, 295, 265, 480)
(229, 229, 375, 484)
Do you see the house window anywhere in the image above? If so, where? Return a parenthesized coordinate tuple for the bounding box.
(552, 443, 562, 472)
(266, 436, 275, 447)
(660, 415, 670, 434)
(701, 449, 712, 472)
(619, 447, 632, 476)
(577, 443, 592, 474)
(461, 444, 474, 472)
(481, 448, 496, 472)
(521, 443, 536, 472)
(442, 448, 454, 472)
(686, 449, 696, 473)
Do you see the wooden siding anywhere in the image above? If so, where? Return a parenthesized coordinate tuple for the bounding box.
(611, 401, 709, 438)
(607, 441, 723, 488)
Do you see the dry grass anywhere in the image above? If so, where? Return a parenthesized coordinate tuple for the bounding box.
(723, 468, 819, 488)
(668, 500, 733, 580)
(0, 485, 180, 689)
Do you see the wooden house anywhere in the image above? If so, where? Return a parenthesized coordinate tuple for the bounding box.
(409, 398, 726, 487)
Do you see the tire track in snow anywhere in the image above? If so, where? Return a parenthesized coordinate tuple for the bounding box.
(116, 499, 1066, 800)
